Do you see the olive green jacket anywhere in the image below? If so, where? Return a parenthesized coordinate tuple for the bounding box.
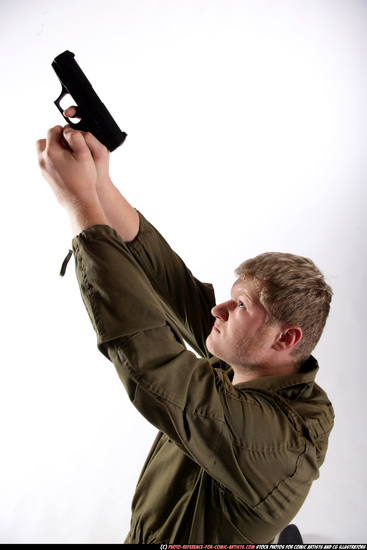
(72, 213, 334, 544)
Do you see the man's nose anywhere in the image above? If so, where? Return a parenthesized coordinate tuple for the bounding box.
(211, 301, 232, 321)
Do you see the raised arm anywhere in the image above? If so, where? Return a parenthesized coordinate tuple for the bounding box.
(37, 125, 215, 356)
(81, 133, 140, 242)
(49, 121, 215, 356)
(62, 107, 140, 242)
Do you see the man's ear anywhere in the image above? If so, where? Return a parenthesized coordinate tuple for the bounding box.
(272, 326, 303, 351)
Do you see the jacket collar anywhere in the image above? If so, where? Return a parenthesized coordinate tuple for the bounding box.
(217, 356, 319, 400)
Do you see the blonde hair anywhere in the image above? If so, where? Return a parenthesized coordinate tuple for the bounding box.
(235, 252, 333, 365)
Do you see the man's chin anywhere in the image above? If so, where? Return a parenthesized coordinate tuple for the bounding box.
(206, 334, 221, 360)
(205, 335, 214, 356)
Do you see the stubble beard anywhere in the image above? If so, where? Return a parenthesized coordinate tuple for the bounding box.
(207, 326, 270, 374)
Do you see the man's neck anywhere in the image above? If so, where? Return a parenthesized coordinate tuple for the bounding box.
(231, 362, 297, 385)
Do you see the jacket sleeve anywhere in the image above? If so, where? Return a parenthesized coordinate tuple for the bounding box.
(72, 224, 226, 464)
(72, 224, 316, 506)
(125, 212, 215, 358)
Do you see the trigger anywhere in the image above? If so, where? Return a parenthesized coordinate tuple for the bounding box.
(55, 89, 81, 121)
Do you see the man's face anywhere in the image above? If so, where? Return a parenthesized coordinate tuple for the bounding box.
(206, 278, 279, 370)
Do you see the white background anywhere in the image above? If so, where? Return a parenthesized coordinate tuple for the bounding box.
(0, 0, 366, 543)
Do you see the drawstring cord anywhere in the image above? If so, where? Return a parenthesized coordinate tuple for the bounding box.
(60, 249, 73, 277)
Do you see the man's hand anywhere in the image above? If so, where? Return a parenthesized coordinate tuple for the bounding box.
(36, 125, 108, 236)
(61, 108, 140, 243)
(36, 125, 98, 208)
(62, 107, 112, 191)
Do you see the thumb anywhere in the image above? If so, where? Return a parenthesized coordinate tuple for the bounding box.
(63, 128, 90, 156)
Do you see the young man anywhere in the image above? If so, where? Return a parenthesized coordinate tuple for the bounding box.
(36, 125, 334, 544)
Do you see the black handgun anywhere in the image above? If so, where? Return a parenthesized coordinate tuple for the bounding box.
(52, 50, 127, 152)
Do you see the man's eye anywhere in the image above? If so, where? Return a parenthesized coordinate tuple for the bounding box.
(239, 302, 246, 309)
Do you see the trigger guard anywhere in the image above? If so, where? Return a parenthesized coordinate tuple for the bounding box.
(54, 86, 82, 124)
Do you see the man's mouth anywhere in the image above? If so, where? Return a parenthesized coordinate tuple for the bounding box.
(213, 324, 221, 333)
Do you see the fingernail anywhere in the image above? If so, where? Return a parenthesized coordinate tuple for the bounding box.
(63, 127, 73, 135)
